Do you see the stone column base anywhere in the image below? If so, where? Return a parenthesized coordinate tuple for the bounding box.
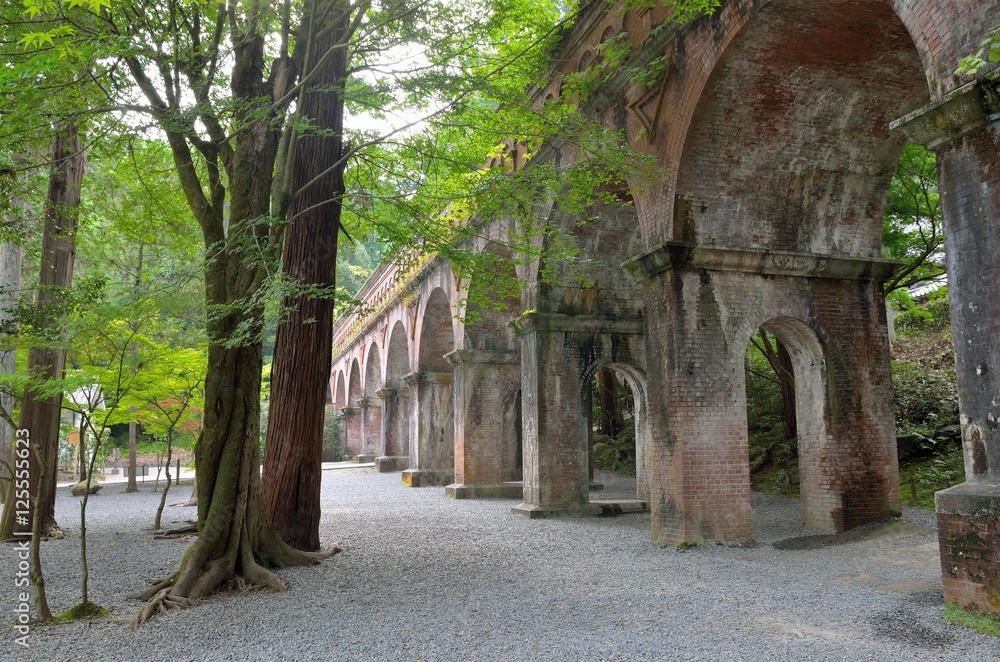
(401, 468, 453, 487)
(354, 454, 376, 464)
(375, 455, 408, 473)
(445, 482, 523, 499)
(512, 499, 649, 518)
(936, 482, 1000, 614)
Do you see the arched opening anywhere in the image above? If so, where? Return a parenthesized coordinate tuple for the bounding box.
(364, 342, 381, 398)
(344, 358, 363, 457)
(361, 342, 383, 458)
(741, 317, 836, 533)
(383, 321, 410, 460)
(588, 363, 650, 501)
(744, 328, 797, 495)
(404, 287, 456, 486)
(462, 244, 520, 352)
(334, 371, 346, 410)
(418, 288, 454, 371)
(348, 358, 361, 406)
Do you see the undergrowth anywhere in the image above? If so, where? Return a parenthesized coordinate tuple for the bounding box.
(943, 603, 1000, 638)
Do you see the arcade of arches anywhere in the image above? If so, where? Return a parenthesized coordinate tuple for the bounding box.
(330, 1, 1000, 614)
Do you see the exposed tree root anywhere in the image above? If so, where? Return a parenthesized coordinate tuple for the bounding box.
(152, 522, 198, 539)
(169, 496, 197, 507)
(130, 574, 177, 601)
(132, 586, 199, 628)
(42, 525, 65, 540)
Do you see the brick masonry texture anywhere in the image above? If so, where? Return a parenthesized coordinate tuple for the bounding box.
(328, 0, 1000, 614)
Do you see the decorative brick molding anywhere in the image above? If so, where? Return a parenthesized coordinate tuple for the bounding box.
(623, 242, 902, 282)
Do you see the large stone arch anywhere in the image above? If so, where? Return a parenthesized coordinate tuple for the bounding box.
(417, 287, 454, 371)
(671, 0, 928, 256)
(620, 0, 916, 545)
(403, 287, 455, 486)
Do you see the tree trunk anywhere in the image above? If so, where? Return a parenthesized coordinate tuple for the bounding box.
(263, 0, 347, 552)
(0, 124, 82, 540)
(135, 32, 337, 625)
(126, 241, 143, 493)
(776, 339, 797, 443)
(154, 428, 175, 530)
(126, 419, 138, 492)
(0, 234, 23, 503)
(596, 368, 621, 438)
(756, 328, 797, 446)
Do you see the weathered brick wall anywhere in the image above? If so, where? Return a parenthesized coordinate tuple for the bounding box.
(938, 507, 1000, 613)
(671, 0, 926, 257)
(403, 371, 455, 486)
(630, 249, 899, 544)
(448, 350, 521, 495)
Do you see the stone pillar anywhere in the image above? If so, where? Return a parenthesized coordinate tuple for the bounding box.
(894, 72, 1000, 615)
(357, 397, 381, 463)
(444, 348, 522, 499)
(400, 371, 454, 487)
(375, 388, 409, 472)
(624, 244, 901, 544)
(340, 406, 362, 458)
(511, 313, 594, 517)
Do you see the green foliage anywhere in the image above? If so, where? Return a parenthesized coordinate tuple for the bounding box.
(744, 335, 797, 491)
(942, 602, 1000, 638)
(956, 25, 1000, 76)
(323, 411, 343, 462)
(893, 289, 951, 334)
(882, 143, 944, 294)
(592, 424, 636, 476)
(899, 448, 964, 509)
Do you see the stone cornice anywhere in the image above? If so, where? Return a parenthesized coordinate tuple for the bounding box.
(402, 370, 454, 386)
(444, 348, 520, 366)
(622, 242, 902, 282)
(375, 387, 397, 400)
(513, 311, 644, 336)
(890, 70, 1000, 149)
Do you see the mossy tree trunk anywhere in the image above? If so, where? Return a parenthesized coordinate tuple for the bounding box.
(131, 29, 337, 625)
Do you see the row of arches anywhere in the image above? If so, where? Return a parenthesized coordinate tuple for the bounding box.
(326, 0, 1000, 613)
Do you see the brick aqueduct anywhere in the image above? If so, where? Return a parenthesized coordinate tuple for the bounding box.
(329, 1, 1000, 613)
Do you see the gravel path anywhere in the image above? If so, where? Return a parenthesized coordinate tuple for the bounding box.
(1, 469, 998, 660)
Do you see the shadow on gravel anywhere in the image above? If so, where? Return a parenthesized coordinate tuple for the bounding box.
(772, 520, 932, 550)
(871, 605, 956, 648)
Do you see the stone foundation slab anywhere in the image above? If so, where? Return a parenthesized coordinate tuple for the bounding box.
(402, 468, 453, 487)
(445, 482, 523, 499)
(375, 455, 409, 473)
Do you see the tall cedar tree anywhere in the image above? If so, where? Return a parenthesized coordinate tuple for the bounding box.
(0, 124, 83, 541)
(263, 0, 348, 551)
